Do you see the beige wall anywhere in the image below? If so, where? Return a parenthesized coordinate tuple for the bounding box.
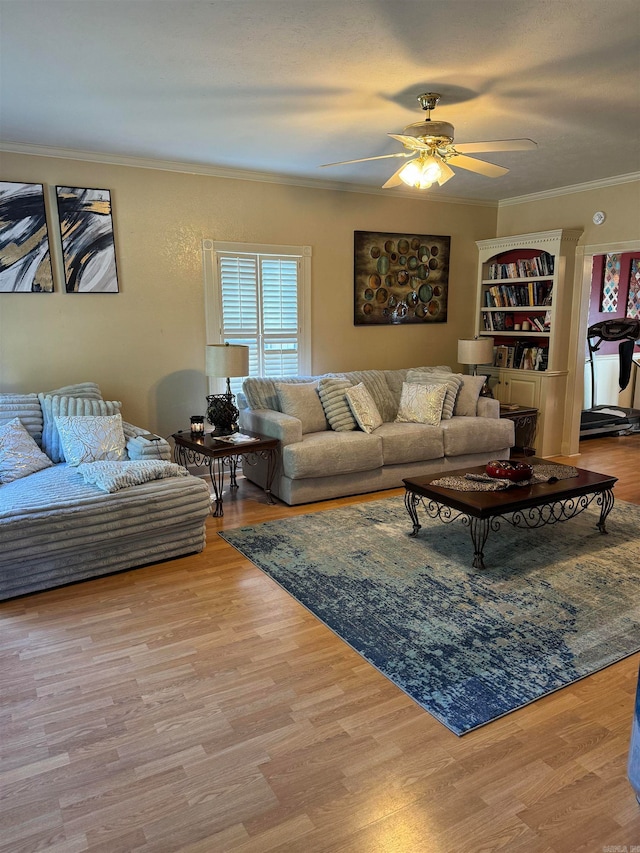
(496, 180, 640, 245)
(0, 151, 497, 436)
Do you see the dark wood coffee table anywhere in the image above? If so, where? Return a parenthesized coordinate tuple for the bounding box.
(403, 461, 617, 569)
(173, 430, 278, 517)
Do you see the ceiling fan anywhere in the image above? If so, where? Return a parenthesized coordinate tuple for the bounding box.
(321, 93, 537, 189)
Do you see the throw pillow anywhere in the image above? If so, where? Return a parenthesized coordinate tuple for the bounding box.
(395, 382, 448, 426)
(453, 374, 488, 417)
(55, 414, 127, 466)
(405, 369, 463, 419)
(274, 382, 328, 434)
(0, 417, 54, 483)
(39, 395, 122, 462)
(345, 383, 383, 434)
(0, 393, 44, 444)
(317, 377, 357, 432)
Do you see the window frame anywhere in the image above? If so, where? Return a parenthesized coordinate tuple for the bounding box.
(203, 239, 312, 394)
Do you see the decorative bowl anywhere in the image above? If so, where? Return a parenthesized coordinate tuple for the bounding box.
(485, 460, 533, 482)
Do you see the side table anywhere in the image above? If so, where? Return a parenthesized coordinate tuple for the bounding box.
(172, 430, 279, 517)
(499, 405, 538, 456)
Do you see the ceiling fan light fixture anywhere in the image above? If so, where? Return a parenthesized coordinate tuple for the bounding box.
(399, 153, 444, 189)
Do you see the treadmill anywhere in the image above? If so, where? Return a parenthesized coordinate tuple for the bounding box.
(580, 317, 640, 437)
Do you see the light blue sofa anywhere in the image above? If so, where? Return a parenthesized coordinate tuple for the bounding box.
(0, 383, 211, 600)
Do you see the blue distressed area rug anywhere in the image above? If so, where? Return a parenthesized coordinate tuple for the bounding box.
(220, 496, 640, 735)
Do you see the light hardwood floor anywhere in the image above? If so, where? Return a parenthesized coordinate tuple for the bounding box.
(1, 435, 639, 852)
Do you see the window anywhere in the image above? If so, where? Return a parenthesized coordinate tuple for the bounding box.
(203, 241, 311, 396)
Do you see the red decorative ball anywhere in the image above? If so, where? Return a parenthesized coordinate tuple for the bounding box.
(485, 459, 533, 482)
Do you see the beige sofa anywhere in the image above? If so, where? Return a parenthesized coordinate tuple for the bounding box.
(239, 366, 514, 505)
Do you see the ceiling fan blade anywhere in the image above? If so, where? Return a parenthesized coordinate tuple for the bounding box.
(382, 161, 413, 189)
(437, 160, 455, 186)
(387, 133, 430, 150)
(454, 139, 537, 154)
(446, 153, 509, 178)
(320, 152, 411, 167)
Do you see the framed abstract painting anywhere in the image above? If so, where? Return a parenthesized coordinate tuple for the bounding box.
(0, 181, 54, 292)
(55, 186, 120, 293)
(354, 230, 450, 325)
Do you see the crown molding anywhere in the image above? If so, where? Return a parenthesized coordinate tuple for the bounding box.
(499, 171, 640, 206)
(0, 141, 495, 207)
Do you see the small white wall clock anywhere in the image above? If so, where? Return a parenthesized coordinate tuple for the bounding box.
(592, 211, 606, 225)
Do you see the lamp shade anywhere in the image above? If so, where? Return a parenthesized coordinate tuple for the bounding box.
(205, 344, 249, 378)
(457, 337, 494, 366)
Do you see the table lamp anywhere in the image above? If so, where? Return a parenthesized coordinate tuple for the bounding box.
(457, 337, 494, 375)
(205, 343, 250, 435)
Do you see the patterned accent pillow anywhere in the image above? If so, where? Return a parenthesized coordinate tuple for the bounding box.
(343, 370, 397, 423)
(274, 381, 328, 434)
(345, 383, 383, 434)
(395, 382, 447, 426)
(317, 377, 357, 432)
(39, 395, 122, 462)
(453, 374, 487, 417)
(55, 414, 127, 466)
(406, 369, 463, 419)
(0, 417, 54, 483)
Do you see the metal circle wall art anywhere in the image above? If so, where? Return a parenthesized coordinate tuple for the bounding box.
(354, 231, 450, 325)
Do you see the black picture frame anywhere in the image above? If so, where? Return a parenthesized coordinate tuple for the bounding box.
(0, 181, 54, 293)
(56, 186, 120, 293)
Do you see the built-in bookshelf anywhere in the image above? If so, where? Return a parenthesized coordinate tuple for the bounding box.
(475, 229, 583, 456)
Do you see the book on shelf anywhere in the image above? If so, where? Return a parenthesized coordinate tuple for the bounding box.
(484, 280, 553, 308)
(487, 252, 554, 280)
(494, 345, 508, 368)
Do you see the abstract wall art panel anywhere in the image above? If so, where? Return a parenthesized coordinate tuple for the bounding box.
(55, 186, 119, 293)
(600, 253, 620, 312)
(354, 231, 450, 325)
(0, 181, 54, 292)
(626, 258, 640, 320)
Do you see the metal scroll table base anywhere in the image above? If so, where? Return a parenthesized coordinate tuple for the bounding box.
(175, 445, 277, 517)
(404, 488, 615, 570)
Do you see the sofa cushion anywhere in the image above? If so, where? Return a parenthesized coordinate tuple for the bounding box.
(43, 382, 102, 400)
(55, 413, 128, 465)
(39, 395, 122, 462)
(384, 366, 452, 411)
(0, 417, 53, 483)
(405, 369, 462, 419)
(281, 430, 383, 480)
(375, 421, 444, 465)
(242, 376, 318, 411)
(396, 382, 447, 426)
(440, 416, 514, 457)
(275, 381, 328, 434)
(0, 393, 44, 444)
(452, 374, 487, 417)
(343, 370, 397, 422)
(345, 383, 383, 433)
(317, 377, 357, 432)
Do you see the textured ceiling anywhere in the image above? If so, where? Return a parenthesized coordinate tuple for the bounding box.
(1, 0, 639, 202)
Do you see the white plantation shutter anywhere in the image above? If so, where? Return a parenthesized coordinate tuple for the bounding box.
(204, 242, 311, 397)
